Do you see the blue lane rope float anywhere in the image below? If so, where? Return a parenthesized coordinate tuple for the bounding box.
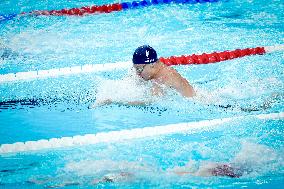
(0, 13, 17, 22)
(0, 0, 220, 23)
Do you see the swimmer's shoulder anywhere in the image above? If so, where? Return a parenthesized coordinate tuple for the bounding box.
(155, 66, 184, 85)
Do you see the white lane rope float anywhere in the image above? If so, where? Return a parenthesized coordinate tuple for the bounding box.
(0, 45, 283, 84)
(0, 61, 132, 83)
(0, 112, 283, 154)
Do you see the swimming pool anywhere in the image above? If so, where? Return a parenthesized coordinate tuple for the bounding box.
(0, 0, 283, 188)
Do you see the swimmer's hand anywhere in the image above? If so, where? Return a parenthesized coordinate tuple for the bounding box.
(173, 171, 192, 176)
(89, 99, 152, 108)
(88, 99, 112, 108)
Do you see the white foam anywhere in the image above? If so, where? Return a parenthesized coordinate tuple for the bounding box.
(64, 159, 151, 176)
(230, 141, 284, 176)
(233, 141, 278, 166)
(94, 75, 151, 105)
(0, 112, 283, 154)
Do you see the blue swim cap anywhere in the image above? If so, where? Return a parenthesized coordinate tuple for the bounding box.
(132, 45, 158, 64)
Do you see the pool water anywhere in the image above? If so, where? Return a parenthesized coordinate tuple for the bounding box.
(0, 0, 283, 188)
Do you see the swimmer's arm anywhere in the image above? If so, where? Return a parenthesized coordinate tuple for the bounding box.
(172, 171, 192, 175)
(89, 99, 153, 108)
(156, 68, 195, 98)
(164, 74, 196, 98)
(118, 100, 152, 106)
(178, 78, 196, 98)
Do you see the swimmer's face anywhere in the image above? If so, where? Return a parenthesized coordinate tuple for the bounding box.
(134, 62, 156, 80)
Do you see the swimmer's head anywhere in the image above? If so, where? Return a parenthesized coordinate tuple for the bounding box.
(132, 45, 159, 79)
(132, 45, 158, 65)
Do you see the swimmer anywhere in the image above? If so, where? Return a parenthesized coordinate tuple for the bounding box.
(92, 45, 196, 107)
(28, 160, 245, 188)
(132, 45, 195, 98)
(172, 162, 243, 178)
(92, 45, 282, 109)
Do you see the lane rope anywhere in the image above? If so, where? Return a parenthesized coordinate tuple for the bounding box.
(0, 45, 283, 84)
(0, 61, 131, 83)
(0, 112, 283, 154)
(160, 46, 266, 66)
(0, 0, 220, 23)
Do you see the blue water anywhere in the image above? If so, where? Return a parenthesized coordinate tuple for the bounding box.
(0, 0, 284, 188)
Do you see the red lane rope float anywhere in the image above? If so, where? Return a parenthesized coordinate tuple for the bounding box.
(0, 1, 220, 22)
(28, 0, 219, 17)
(31, 3, 123, 16)
(159, 46, 266, 66)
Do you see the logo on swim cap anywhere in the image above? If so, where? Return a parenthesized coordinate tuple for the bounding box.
(132, 45, 158, 64)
